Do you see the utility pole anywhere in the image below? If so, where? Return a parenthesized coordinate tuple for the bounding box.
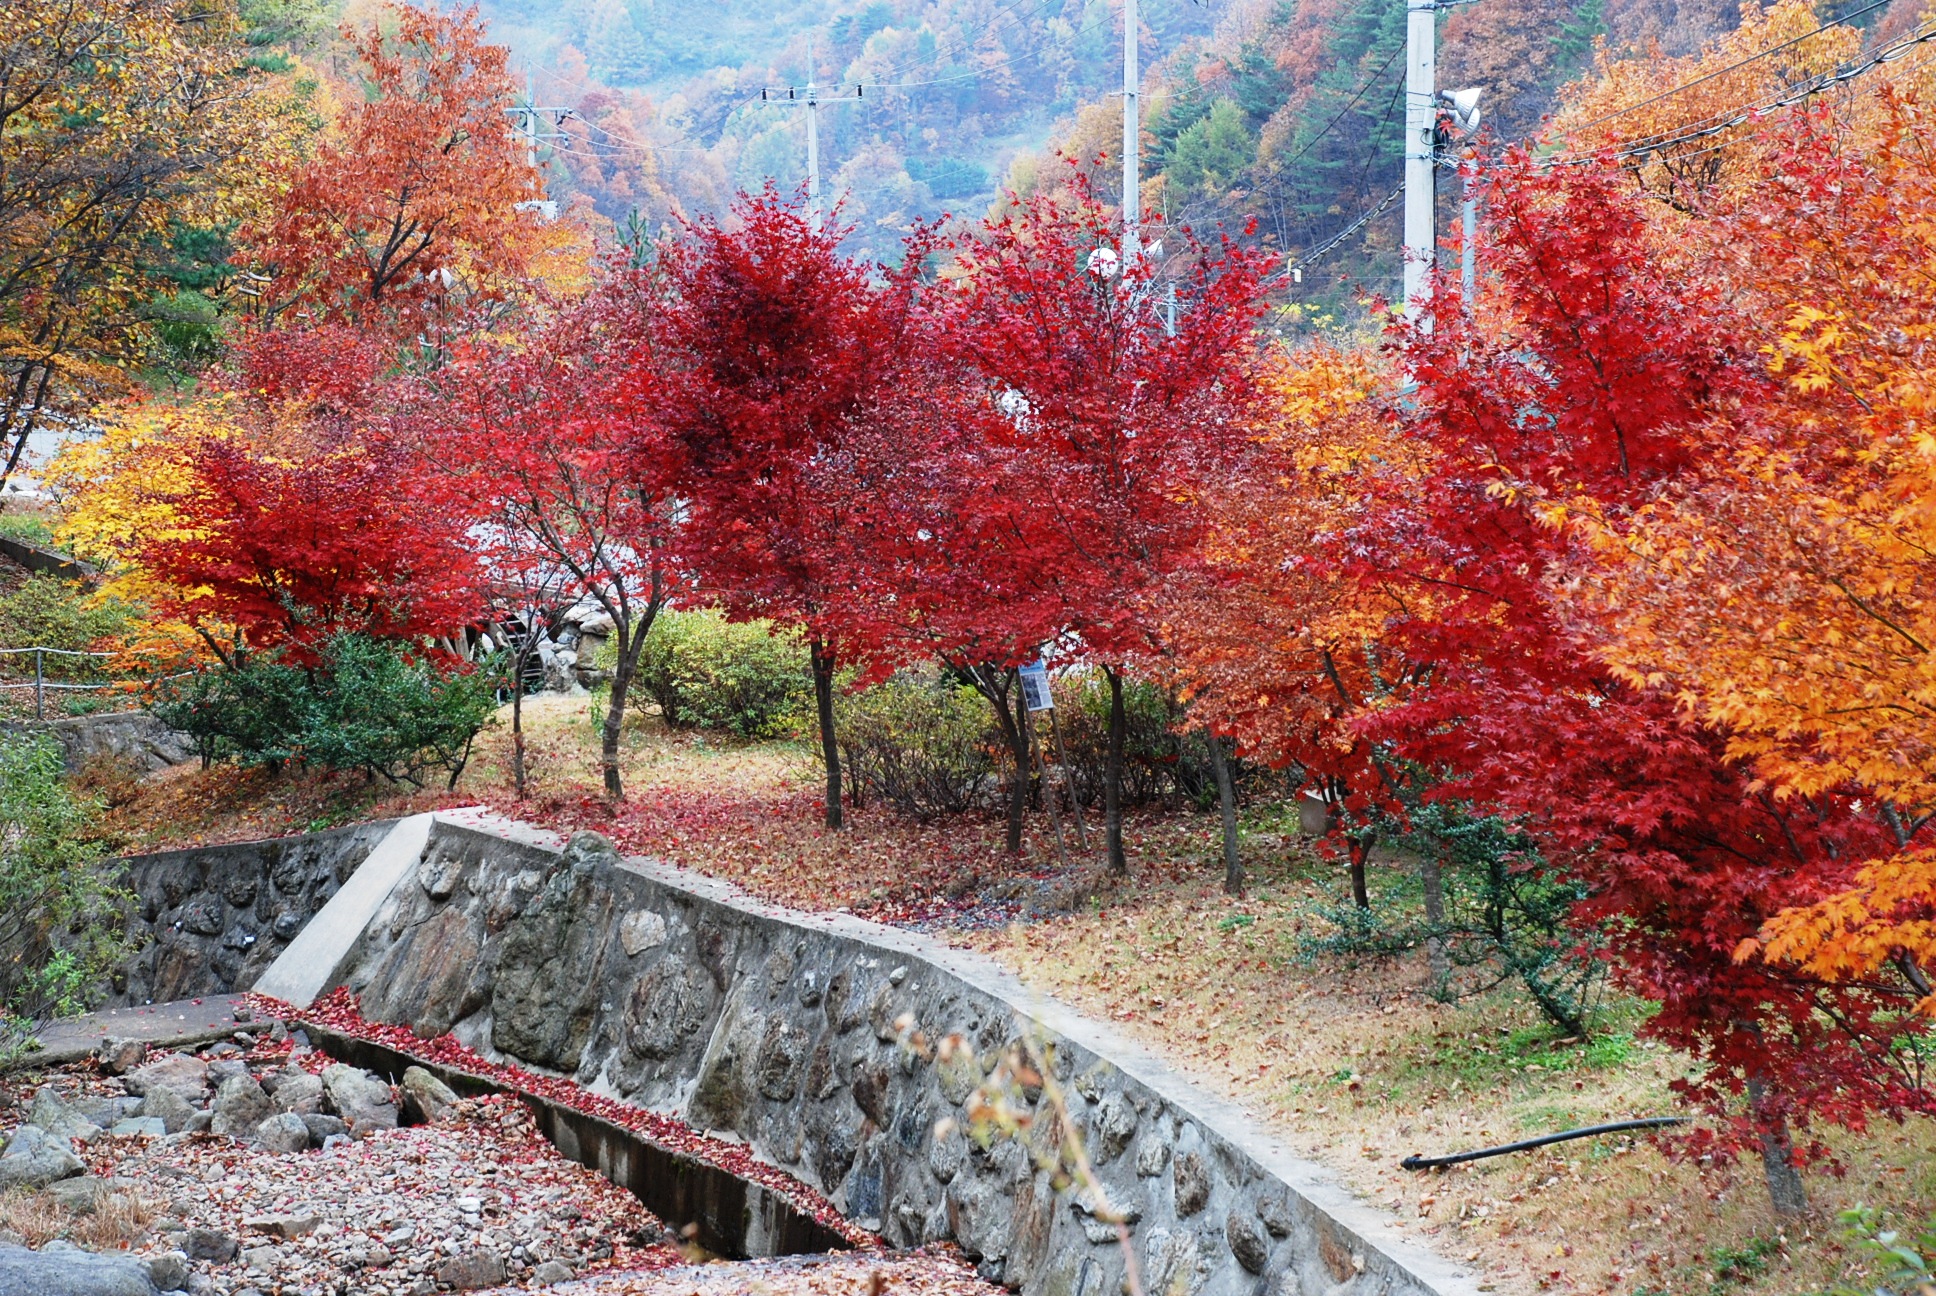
(804, 37, 823, 230)
(1402, 0, 1437, 321)
(1461, 165, 1477, 310)
(763, 36, 861, 234)
(1122, 0, 1140, 259)
(506, 78, 572, 220)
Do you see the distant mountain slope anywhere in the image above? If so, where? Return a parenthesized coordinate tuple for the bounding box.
(470, 0, 1906, 277)
(472, 0, 1221, 256)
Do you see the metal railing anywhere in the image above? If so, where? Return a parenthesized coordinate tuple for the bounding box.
(0, 646, 117, 720)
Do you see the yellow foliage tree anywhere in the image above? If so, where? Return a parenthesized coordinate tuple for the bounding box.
(0, 0, 316, 489)
(45, 396, 250, 673)
(1556, 0, 1863, 208)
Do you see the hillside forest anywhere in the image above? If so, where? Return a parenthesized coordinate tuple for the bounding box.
(469, 0, 1920, 294)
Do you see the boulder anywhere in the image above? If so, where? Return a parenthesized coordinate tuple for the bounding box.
(268, 1073, 323, 1117)
(618, 910, 667, 956)
(180, 1228, 235, 1263)
(208, 1075, 272, 1137)
(1173, 1150, 1211, 1217)
(43, 1176, 121, 1215)
(122, 1056, 208, 1104)
(0, 1242, 160, 1295)
(399, 1066, 458, 1126)
(435, 1249, 506, 1290)
(244, 1213, 319, 1240)
(26, 1090, 102, 1145)
(107, 1118, 165, 1139)
(93, 1038, 147, 1076)
(204, 1059, 248, 1087)
(320, 1065, 396, 1136)
(531, 1260, 575, 1285)
(133, 1086, 196, 1135)
(1224, 1209, 1270, 1275)
(145, 1253, 188, 1293)
(252, 1114, 310, 1155)
(299, 1114, 346, 1144)
(0, 1125, 85, 1191)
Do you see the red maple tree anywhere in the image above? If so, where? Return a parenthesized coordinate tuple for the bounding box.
(410, 277, 679, 801)
(923, 175, 1272, 868)
(1372, 156, 1930, 1213)
(641, 190, 937, 829)
(136, 428, 482, 663)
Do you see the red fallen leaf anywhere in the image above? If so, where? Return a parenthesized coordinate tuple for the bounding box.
(253, 988, 883, 1250)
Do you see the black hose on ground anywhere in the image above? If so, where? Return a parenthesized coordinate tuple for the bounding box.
(1400, 1116, 1687, 1171)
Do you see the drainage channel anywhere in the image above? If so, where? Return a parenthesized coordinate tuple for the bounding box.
(306, 1026, 852, 1262)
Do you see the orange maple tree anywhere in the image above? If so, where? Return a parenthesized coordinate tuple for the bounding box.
(241, 3, 560, 337)
(1560, 94, 1936, 1013)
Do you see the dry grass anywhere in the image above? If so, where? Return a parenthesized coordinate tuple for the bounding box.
(967, 855, 1936, 1295)
(0, 1182, 159, 1250)
(97, 694, 1936, 1295)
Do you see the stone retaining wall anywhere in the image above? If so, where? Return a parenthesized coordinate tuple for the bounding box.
(110, 822, 396, 1007)
(303, 816, 1476, 1296)
(2, 712, 193, 775)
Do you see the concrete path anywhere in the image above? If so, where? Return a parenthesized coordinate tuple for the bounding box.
(21, 994, 253, 1069)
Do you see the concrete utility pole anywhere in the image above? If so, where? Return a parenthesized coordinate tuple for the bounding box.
(805, 38, 822, 230)
(1122, 0, 1141, 259)
(1402, 0, 1437, 321)
(506, 78, 571, 220)
(763, 36, 861, 234)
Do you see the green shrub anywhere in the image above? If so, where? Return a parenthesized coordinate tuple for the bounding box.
(0, 735, 129, 1062)
(0, 575, 132, 679)
(836, 672, 1000, 819)
(1052, 667, 1218, 809)
(633, 609, 809, 738)
(1299, 801, 1608, 1035)
(154, 633, 498, 788)
(1819, 1206, 1936, 1296)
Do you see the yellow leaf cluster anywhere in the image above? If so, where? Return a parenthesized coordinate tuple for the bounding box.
(47, 397, 240, 611)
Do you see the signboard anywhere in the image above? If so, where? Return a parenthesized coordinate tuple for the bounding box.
(1019, 660, 1054, 712)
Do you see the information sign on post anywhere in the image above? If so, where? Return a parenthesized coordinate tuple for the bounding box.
(1019, 660, 1054, 712)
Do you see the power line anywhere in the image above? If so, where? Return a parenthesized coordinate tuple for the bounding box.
(1516, 15, 1936, 170)
(1276, 43, 1406, 178)
(1560, 0, 1902, 134)
(1288, 183, 1404, 276)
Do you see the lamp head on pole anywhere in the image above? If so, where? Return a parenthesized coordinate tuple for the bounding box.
(1439, 86, 1483, 133)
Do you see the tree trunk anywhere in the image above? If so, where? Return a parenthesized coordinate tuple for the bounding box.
(1420, 849, 1450, 993)
(810, 637, 842, 830)
(511, 647, 528, 799)
(963, 664, 1029, 854)
(603, 613, 653, 802)
(1746, 1074, 1808, 1217)
(1209, 733, 1242, 896)
(1103, 664, 1127, 874)
(1015, 679, 1035, 810)
(1349, 833, 1372, 910)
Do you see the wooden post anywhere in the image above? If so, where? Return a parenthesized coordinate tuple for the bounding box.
(1027, 709, 1071, 870)
(1048, 705, 1089, 849)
